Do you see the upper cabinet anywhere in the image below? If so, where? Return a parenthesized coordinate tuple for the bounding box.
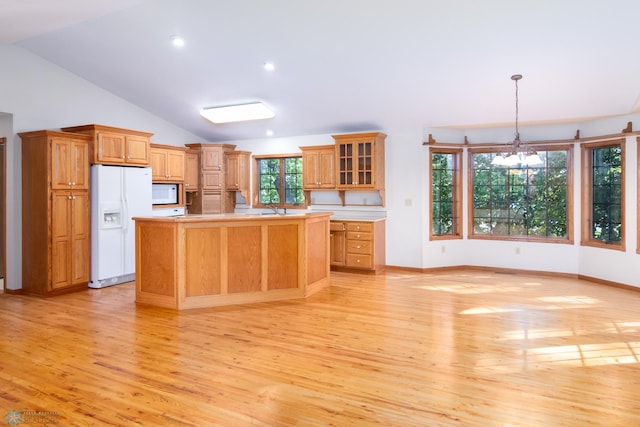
(150, 143, 185, 182)
(184, 149, 199, 191)
(184, 143, 240, 214)
(61, 124, 153, 166)
(333, 132, 385, 190)
(300, 144, 336, 189)
(225, 150, 251, 200)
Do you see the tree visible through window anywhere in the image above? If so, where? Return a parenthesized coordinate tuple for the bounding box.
(257, 157, 305, 207)
(581, 142, 623, 247)
(471, 149, 570, 240)
(430, 149, 461, 238)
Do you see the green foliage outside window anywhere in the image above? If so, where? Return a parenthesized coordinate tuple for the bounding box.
(591, 145, 622, 243)
(472, 151, 568, 238)
(432, 153, 455, 235)
(258, 157, 305, 206)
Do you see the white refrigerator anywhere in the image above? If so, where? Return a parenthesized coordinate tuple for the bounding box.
(89, 165, 152, 288)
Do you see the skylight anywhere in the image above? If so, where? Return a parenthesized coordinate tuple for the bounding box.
(200, 102, 275, 124)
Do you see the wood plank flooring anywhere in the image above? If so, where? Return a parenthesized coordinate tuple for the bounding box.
(1, 269, 640, 426)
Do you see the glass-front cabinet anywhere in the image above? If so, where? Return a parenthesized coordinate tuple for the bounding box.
(333, 132, 386, 190)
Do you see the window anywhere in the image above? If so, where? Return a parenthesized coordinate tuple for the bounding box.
(581, 139, 624, 249)
(430, 148, 462, 239)
(254, 155, 305, 207)
(470, 146, 572, 241)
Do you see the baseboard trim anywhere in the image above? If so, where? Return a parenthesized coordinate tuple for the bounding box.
(384, 264, 639, 292)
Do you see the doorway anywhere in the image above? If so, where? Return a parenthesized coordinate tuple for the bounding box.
(0, 137, 4, 290)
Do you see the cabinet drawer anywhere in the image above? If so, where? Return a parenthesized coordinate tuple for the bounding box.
(330, 222, 346, 232)
(347, 240, 372, 254)
(346, 231, 372, 241)
(346, 222, 372, 232)
(346, 254, 373, 269)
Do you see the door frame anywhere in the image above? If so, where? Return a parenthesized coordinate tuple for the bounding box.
(0, 137, 5, 288)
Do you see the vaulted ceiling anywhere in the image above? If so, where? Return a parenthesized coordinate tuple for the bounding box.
(4, 0, 640, 141)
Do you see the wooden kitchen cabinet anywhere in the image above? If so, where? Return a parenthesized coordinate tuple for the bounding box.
(20, 130, 92, 296)
(150, 143, 186, 182)
(225, 150, 250, 195)
(61, 124, 153, 166)
(185, 143, 237, 214)
(333, 132, 385, 190)
(184, 149, 199, 191)
(300, 144, 336, 189)
(330, 219, 385, 274)
(329, 221, 346, 266)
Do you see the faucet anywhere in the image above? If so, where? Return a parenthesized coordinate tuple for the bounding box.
(267, 204, 279, 215)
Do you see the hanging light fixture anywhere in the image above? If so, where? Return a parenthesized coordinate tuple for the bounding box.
(491, 74, 543, 167)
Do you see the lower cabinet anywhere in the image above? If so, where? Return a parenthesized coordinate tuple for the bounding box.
(330, 219, 385, 273)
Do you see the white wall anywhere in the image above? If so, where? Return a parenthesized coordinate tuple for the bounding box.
(0, 45, 202, 289)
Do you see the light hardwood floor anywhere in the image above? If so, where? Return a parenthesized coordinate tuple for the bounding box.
(1, 270, 640, 426)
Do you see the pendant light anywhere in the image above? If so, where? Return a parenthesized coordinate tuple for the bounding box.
(491, 74, 543, 167)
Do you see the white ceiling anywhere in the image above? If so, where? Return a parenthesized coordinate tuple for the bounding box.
(4, 0, 640, 141)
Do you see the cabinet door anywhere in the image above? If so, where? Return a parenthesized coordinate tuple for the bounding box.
(318, 149, 336, 188)
(71, 139, 89, 190)
(202, 148, 223, 170)
(125, 135, 150, 165)
(167, 150, 185, 181)
(51, 191, 90, 290)
(96, 132, 126, 163)
(185, 152, 199, 190)
(330, 230, 346, 266)
(51, 192, 72, 289)
(70, 191, 90, 285)
(150, 148, 168, 181)
(355, 141, 374, 187)
(203, 170, 223, 190)
(51, 137, 71, 190)
(226, 155, 240, 190)
(302, 151, 320, 189)
(337, 143, 354, 187)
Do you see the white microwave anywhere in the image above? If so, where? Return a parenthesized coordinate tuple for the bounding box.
(152, 183, 179, 205)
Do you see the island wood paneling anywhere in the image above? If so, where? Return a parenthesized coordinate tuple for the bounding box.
(134, 213, 331, 309)
(185, 227, 222, 296)
(228, 225, 262, 293)
(267, 224, 298, 290)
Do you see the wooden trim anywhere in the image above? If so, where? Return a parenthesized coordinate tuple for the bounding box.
(578, 274, 640, 292)
(253, 152, 301, 160)
(0, 137, 4, 290)
(150, 142, 186, 151)
(61, 123, 154, 138)
(466, 145, 574, 243)
(425, 130, 640, 147)
(580, 138, 626, 251)
(429, 147, 463, 240)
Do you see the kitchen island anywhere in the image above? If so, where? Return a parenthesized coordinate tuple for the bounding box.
(133, 212, 332, 309)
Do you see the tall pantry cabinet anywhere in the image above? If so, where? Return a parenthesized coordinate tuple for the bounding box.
(20, 130, 92, 296)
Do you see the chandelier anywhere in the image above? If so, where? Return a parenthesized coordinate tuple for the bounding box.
(491, 74, 543, 167)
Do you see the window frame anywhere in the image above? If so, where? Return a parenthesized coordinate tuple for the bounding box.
(429, 147, 463, 240)
(467, 144, 574, 243)
(252, 153, 306, 208)
(580, 138, 625, 251)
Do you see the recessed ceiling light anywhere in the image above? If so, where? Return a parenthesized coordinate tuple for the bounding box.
(200, 102, 275, 124)
(170, 35, 185, 48)
(266, 130, 274, 136)
(264, 61, 275, 71)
